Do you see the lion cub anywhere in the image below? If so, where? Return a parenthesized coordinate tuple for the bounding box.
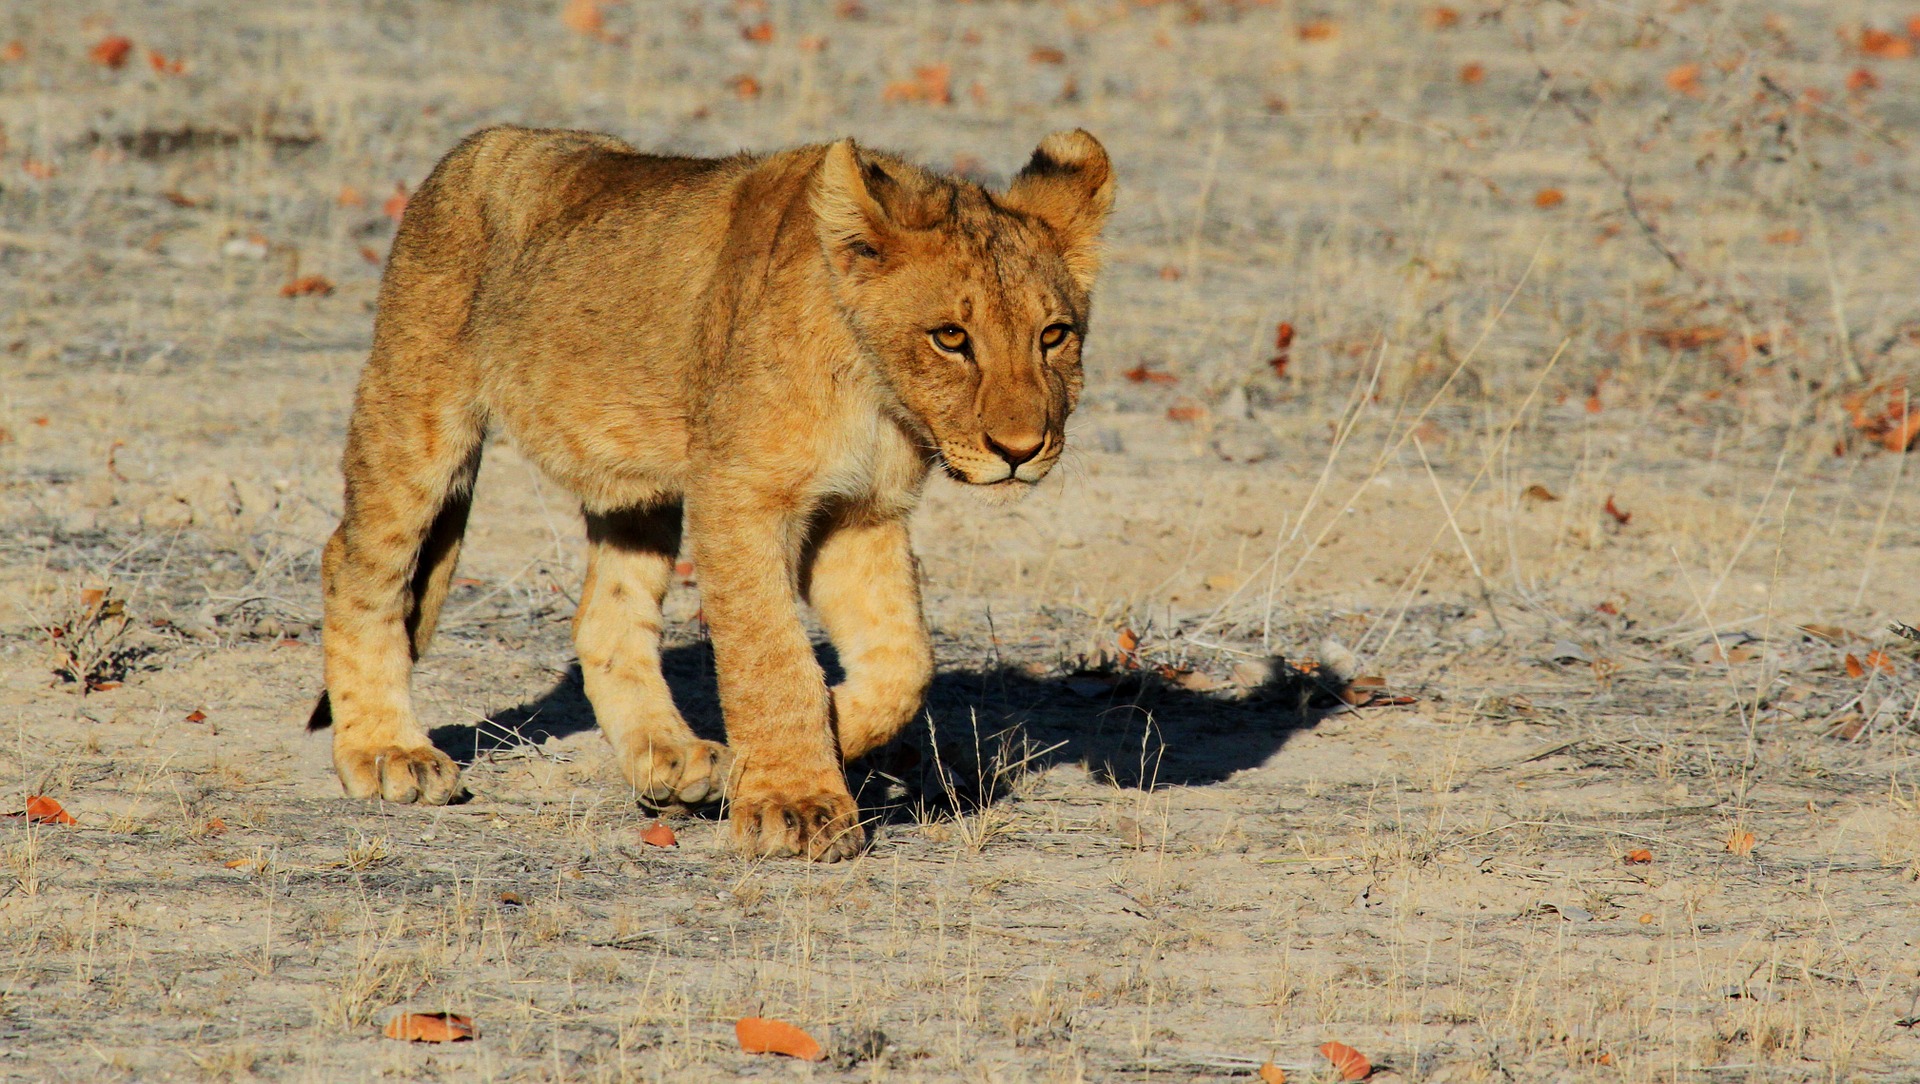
(310, 125, 1113, 860)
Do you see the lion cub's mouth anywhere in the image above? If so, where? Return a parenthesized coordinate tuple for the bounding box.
(938, 453, 1034, 487)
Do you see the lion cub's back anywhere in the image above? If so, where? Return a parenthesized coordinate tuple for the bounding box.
(426, 126, 737, 250)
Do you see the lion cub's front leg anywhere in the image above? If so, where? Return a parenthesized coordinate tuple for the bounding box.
(574, 507, 731, 807)
(807, 517, 933, 763)
(688, 493, 863, 861)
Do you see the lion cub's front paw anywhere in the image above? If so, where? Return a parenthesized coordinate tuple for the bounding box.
(335, 743, 464, 804)
(729, 788, 864, 862)
(623, 738, 732, 807)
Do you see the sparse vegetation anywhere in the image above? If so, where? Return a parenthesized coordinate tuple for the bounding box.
(2, 0, 1918, 1079)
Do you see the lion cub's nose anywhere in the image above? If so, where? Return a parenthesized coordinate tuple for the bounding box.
(984, 431, 1045, 469)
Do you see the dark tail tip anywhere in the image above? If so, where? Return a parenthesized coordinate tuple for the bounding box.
(306, 691, 333, 731)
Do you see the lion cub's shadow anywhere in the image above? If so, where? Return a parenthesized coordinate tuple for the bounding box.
(427, 642, 1333, 826)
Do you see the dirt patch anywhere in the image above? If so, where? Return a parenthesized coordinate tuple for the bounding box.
(3, 1, 1919, 1080)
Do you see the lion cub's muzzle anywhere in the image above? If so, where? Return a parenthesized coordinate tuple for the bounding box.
(940, 429, 1061, 487)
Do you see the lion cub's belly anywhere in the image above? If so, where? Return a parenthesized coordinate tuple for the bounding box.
(484, 378, 695, 513)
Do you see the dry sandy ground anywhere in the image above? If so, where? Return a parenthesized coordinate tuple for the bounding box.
(3, 0, 1920, 1080)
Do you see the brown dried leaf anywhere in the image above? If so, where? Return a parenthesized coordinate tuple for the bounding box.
(384, 1012, 476, 1043)
(1320, 1041, 1373, 1080)
(18, 796, 75, 825)
(89, 36, 133, 69)
(279, 275, 334, 298)
(1665, 62, 1703, 96)
(735, 1017, 825, 1060)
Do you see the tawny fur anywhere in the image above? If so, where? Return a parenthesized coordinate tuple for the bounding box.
(314, 125, 1114, 860)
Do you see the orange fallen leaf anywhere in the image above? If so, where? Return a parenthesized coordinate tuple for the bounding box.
(147, 50, 184, 75)
(22, 158, 56, 180)
(1428, 7, 1461, 30)
(204, 818, 227, 836)
(1646, 326, 1728, 351)
(1859, 27, 1914, 59)
(561, 0, 608, 37)
(735, 1017, 825, 1060)
(1624, 848, 1653, 864)
(1123, 364, 1177, 385)
(382, 183, 408, 223)
(19, 796, 75, 825)
(0, 41, 23, 63)
(1848, 67, 1880, 92)
(740, 21, 774, 42)
(1844, 653, 1866, 679)
(1459, 61, 1485, 84)
(882, 63, 952, 105)
(1166, 403, 1205, 422)
(1320, 1040, 1373, 1080)
(358, 245, 382, 265)
(1533, 188, 1565, 209)
(1863, 649, 1896, 674)
(279, 275, 334, 298)
(1297, 20, 1338, 41)
(1030, 45, 1066, 64)
(731, 74, 762, 99)
(1883, 412, 1920, 452)
(1604, 495, 1631, 525)
(184, 709, 207, 723)
(223, 857, 256, 870)
(1270, 320, 1295, 377)
(1117, 627, 1141, 661)
(1724, 829, 1756, 856)
(1765, 227, 1802, 245)
(1666, 63, 1703, 96)
(385, 1012, 476, 1043)
(640, 820, 678, 848)
(90, 35, 133, 69)
(162, 190, 200, 207)
(337, 184, 366, 208)
(1521, 483, 1559, 503)
(1596, 601, 1620, 615)
(1259, 1062, 1288, 1084)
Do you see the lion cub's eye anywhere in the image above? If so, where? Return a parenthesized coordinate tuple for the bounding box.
(930, 325, 970, 353)
(1039, 324, 1072, 350)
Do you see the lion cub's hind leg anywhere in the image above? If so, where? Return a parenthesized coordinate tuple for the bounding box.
(806, 517, 934, 764)
(576, 506, 732, 807)
(320, 405, 482, 805)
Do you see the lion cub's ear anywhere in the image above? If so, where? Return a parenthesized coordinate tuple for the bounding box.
(1004, 129, 1116, 292)
(813, 139, 894, 277)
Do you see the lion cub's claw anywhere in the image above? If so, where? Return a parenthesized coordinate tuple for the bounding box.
(627, 739, 732, 807)
(337, 744, 464, 805)
(730, 791, 864, 862)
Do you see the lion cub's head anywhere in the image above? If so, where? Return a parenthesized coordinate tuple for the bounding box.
(811, 130, 1115, 495)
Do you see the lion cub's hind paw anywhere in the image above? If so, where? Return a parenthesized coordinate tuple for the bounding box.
(337, 744, 465, 805)
(628, 738, 733, 808)
(730, 793, 865, 862)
